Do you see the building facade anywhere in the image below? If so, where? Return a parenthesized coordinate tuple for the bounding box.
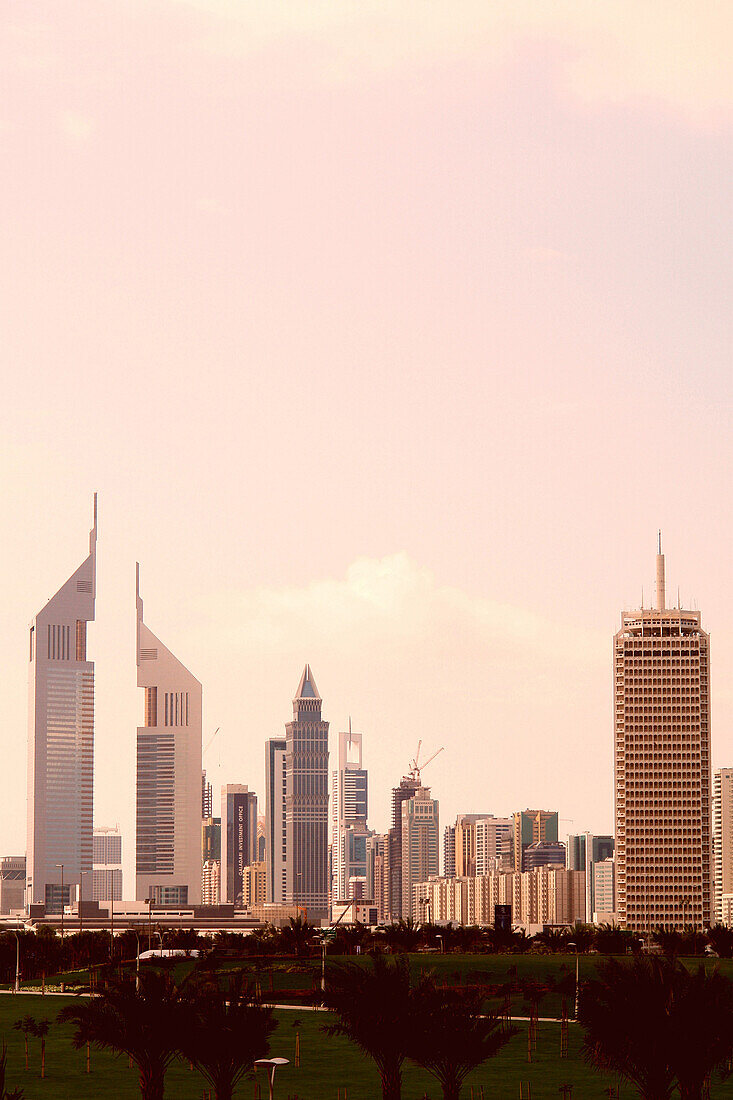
(135, 565, 202, 906)
(27, 496, 97, 913)
(567, 833, 614, 924)
(475, 816, 513, 874)
(285, 666, 329, 919)
(593, 858, 616, 920)
(330, 727, 368, 902)
(221, 784, 258, 904)
(713, 768, 733, 924)
(92, 826, 123, 901)
(512, 810, 559, 872)
(402, 787, 439, 920)
(387, 776, 421, 919)
(242, 861, 267, 907)
(265, 738, 287, 903)
(0, 857, 26, 915)
(614, 540, 713, 931)
(414, 867, 586, 928)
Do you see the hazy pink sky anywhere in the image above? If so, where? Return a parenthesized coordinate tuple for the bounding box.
(2, 2, 732, 884)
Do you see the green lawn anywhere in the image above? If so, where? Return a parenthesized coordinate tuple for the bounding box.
(0, 987, 733, 1099)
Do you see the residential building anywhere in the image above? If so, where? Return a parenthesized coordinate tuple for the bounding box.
(614, 539, 713, 931)
(366, 833, 388, 922)
(285, 666, 329, 919)
(593, 858, 616, 921)
(201, 860, 221, 905)
(523, 841, 566, 872)
(92, 826, 123, 901)
(713, 769, 733, 924)
(512, 810, 559, 872)
(135, 564, 202, 905)
(331, 726, 368, 902)
(402, 787, 439, 920)
(265, 738, 286, 903)
(387, 775, 421, 919)
(0, 857, 26, 915)
(221, 784, 257, 905)
(27, 495, 97, 913)
(242, 861, 267, 907)
(475, 817, 513, 874)
(414, 867, 586, 928)
(201, 771, 212, 818)
(443, 825, 456, 878)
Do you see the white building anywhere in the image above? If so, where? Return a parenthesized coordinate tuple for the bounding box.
(93, 826, 123, 901)
(265, 738, 286, 903)
(402, 787, 439, 920)
(331, 727, 368, 902)
(593, 858, 616, 922)
(713, 769, 733, 924)
(27, 495, 97, 912)
(475, 816, 513, 875)
(135, 565, 202, 905)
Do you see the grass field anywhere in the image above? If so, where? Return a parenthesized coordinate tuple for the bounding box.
(3, 954, 733, 1098)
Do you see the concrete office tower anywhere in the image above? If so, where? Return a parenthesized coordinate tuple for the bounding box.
(402, 787, 439, 920)
(265, 738, 287, 903)
(331, 727, 368, 902)
(0, 858, 26, 915)
(92, 826, 123, 901)
(221, 784, 257, 904)
(614, 539, 713, 931)
(512, 810, 559, 872)
(475, 817, 513, 875)
(387, 775, 422, 919)
(285, 666, 330, 919)
(135, 565, 202, 906)
(366, 833, 388, 921)
(567, 833, 614, 924)
(27, 495, 97, 913)
(713, 769, 733, 924)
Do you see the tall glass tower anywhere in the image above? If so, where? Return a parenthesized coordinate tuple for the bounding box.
(27, 495, 97, 912)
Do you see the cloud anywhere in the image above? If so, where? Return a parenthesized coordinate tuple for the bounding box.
(178, 0, 733, 116)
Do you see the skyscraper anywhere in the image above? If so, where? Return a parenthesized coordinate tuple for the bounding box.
(265, 738, 286, 903)
(512, 810, 559, 872)
(402, 787, 439, 920)
(567, 833, 614, 922)
(135, 565, 202, 905)
(27, 495, 97, 912)
(614, 539, 712, 931)
(285, 666, 329, 919)
(92, 826, 123, 901)
(713, 769, 733, 924)
(387, 775, 421, 919)
(220, 784, 257, 904)
(331, 726, 368, 902)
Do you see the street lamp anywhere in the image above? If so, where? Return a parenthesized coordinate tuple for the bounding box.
(567, 941, 580, 1019)
(436, 934, 444, 954)
(145, 897, 153, 952)
(255, 1057, 289, 1100)
(12, 930, 20, 994)
(56, 864, 65, 938)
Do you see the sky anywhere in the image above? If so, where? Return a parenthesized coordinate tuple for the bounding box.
(1, 2, 732, 888)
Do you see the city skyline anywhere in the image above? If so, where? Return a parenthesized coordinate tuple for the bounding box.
(2, 1, 732, 896)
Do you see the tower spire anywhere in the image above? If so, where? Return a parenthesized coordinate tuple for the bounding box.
(655, 531, 666, 611)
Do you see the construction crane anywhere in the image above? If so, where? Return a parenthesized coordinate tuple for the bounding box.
(404, 740, 444, 784)
(203, 727, 220, 756)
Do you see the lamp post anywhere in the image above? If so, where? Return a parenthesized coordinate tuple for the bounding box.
(567, 941, 579, 1018)
(436, 934, 444, 954)
(145, 897, 153, 952)
(12, 930, 20, 994)
(255, 1057, 289, 1100)
(134, 932, 141, 991)
(56, 864, 65, 938)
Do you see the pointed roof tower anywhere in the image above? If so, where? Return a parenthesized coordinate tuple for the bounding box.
(294, 663, 321, 701)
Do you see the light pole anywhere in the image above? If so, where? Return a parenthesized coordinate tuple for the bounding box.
(436, 934, 444, 954)
(255, 1057, 289, 1100)
(567, 941, 579, 1018)
(145, 897, 153, 952)
(134, 931, 141, 991)
(56, 864, 65, 938)
(12, 930, 20, 993)
(321, 938, 327, 994)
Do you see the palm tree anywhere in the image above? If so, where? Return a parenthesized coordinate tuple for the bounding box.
(406, 980, 516, 1100)
(277, 916, 315, 959)
(381, 919, 422, 953)
(706, 923, 733, 958)
(31, 1020, 50, 1079)
(58, 969, 184, 1100)
(668, 963, 733, 1100)
(177, 973, 276, 1100)
(322, 952, 413, 1100)
(579, 954, 677, 1100)
(12, 1018, 35, 1071)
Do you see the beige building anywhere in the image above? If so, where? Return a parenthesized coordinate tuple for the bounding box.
(242, 861, 267, 907)
(402, 787, 439, 919)
(713, 769, 733, 924)
(414, 867, 585, 928)
(614, 540, 712, 932)
(201, 859, 220, 905)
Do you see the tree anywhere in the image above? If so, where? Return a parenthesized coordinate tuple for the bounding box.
(322, 952, 414, 1100)
(594, 922, 636, 955)
(579, 954, 677, 1100)
(0, 1044, 24, 1099)
(58, 969, 184, 1100)
(406, 979, 516, 1100)
(706, 923, 733, 958)
(177, 973, 276, 1100)
(276, 916, 315, 958)
(381, 919, 422, 953)
(31, 1020, 51, 1079)
(578, 954, 733, 1100)
(12, 1018, 35, 1071)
